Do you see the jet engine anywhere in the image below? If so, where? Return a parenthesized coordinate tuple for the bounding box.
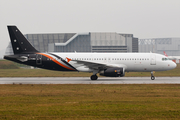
(100, 67, 125, 77)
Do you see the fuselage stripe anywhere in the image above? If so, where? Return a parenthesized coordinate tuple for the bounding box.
(48, 53, 77, 70)
(37, 53, 75, 71)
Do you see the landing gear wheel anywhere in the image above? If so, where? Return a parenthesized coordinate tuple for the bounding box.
(90, 75, 98, 80)
(151, 76, 155, 80)
(151, 71, 155, 80)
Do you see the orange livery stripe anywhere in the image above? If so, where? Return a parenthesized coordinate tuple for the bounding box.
(37, 53, 75, 71)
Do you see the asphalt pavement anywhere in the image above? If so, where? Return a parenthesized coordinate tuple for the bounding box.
(0, 77, 179, 84)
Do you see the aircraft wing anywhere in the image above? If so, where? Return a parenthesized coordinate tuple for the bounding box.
(71, 60, 126, 70)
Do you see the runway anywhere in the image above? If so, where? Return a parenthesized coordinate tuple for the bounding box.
(0, 77, 180, 84)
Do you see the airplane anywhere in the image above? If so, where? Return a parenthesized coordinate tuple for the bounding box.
(163, 51, 180, 63)
(4, 26, 177, 80)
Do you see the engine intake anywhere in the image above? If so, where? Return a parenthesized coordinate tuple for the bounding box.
(100, 67, 124, 77)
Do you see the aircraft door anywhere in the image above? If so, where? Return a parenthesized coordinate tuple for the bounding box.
(151, 54, 156, 65)
(36, 54, 42, 65)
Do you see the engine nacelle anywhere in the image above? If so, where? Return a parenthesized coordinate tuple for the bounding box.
(100, 67, 125, 77)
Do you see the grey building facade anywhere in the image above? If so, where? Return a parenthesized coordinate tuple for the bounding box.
(5, 32, 138, 55)
(42, 32, 138, 53)
(139, 38, 180, 56)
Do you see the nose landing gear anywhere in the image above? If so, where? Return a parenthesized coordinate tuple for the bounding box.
(151, 71, 155, 80)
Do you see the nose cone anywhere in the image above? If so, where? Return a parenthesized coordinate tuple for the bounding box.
(170, 61, 177, 69)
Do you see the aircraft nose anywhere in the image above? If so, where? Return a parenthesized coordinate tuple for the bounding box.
(171, 61, 177, 69)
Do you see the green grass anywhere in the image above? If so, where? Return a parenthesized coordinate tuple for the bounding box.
(0, 60, 19, 69)
(0, 69, 93, 77)
(0, 84, 180, 119)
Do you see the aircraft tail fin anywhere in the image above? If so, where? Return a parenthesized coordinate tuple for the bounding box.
(163, 51, 168, 57)
(7, 26, 39, 54)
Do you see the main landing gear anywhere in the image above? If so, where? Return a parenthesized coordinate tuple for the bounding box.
(91, 75, 98, 80)
(151, 71, 155, 80)
(91, 70, 99, 80)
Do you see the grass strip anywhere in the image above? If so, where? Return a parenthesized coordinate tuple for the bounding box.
(0, 84, 180, 120)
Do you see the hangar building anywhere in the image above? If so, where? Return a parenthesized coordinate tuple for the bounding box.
(5, 32, 138, 55)
(139, 38, 180, 56)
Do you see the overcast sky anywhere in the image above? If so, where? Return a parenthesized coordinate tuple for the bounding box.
(0, 0, 180, 57)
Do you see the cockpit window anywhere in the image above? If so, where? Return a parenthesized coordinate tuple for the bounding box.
(162, 58, 169, 61)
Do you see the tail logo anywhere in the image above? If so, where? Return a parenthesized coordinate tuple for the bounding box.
(66, 57, 72, 63)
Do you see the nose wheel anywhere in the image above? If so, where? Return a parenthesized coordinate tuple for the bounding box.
(151, 71, 155, 80)
(151, 76, 155, 80)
